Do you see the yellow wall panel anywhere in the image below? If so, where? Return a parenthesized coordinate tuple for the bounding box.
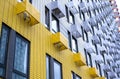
(0, 0, 103, 79)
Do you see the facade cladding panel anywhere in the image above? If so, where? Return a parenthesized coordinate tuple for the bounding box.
(0, 0, 120, 79)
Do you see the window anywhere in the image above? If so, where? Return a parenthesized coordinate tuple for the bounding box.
(45, 6, 50, 29)
(72, 72, 81, 79)
(84, 49, 92, 67)
(69, 12, 74, 24)
(54, 61, 62, 79)
(91, 26, 95, 35)
(0, 23, 29, 79)
(65, 6, 69, 22)
(17, 0, 22, 2)
(83, 31, 89, 42)
(46, 56, 50, 79)
(87, 10, 92, 18)
(12, 34, 29, 79)
(46, 55, 62, 79)
(81, 26, 84, 40)
(79, 12, 85, 21)
(0, 23, 30, 79)
(72, 36, 78, 53)
(0, 23, 10, 77)
(17, 0, 32, 3)
(68, 31, 78, 53)
(95, 61, 102, 76)
(51, 15, 59, 33)
(93, 10, 96, 15)
(29, 0, 32, 3)
(94, 44, 98, 54)
(52, 0, 57, 1)
(68, 31, 72, 50)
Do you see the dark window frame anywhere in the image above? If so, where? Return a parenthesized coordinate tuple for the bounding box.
(29, 0, 32, 3)
(72, 71, 81, 79)
(52, 0, 57, 1)
(81, 26, 84, 41)
(68, 31, 72, 50)
(84, 49, 93, 67)
(94, 44, 98, 54)
(65, 5, 69, 22)
(69, 11, 75, 24)
(83, 30, 89, 43)
(12, 33, 30, 79)
(51, 14, 60, 33)
(95, 61, 102, 76)
(0, 23, 30, 79)
(46, 54, 63, 79)
(67, 31, 78, 53)
(72, 36, 78, 53)
(45, 6, 50, 30)
(0, 23, 11, 78)
(80, 11, 85, 21)
(87, 10, 92, 18)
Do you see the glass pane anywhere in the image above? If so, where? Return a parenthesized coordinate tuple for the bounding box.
(14, 36, 29, 74)
(72, 37, 77, 52)
(52, 16, 58, 33)
(0, 27, 9, 64)
(17, 0, 22, 2)
(0, 68, 5, 76)
(54, 61, 61, 79)
(76, 76, 81, 79)
(45, 7, 49, 28)
(12, 73, 26, 79)
(72, 73, 74, 79)
(46, 56, 49, 79)
(69, 14, 73, 24)
(68, 32, 71, 49)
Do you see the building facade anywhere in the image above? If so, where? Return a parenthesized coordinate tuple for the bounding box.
(0, 0, 120, 79)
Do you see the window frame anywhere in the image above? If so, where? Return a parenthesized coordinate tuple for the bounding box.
(46, 54, 63, 79)
(72, 36, 78, 53)
(72, 71, 81, 79)
(84, 49, 93, 67)
(68, 31, 72, 50)
(67, 31, 78, 53)
(69, 12, 75, 24)
(95, 61, 102, 76)
(29, 0, 32, 3)
(83, 30, 89, 42)
(45, 6, 50, 29)
(12, 33, 30, 79)
(0, 23, 30, 79)
(51, 14, 59, 33)
(0, 23, 10, 78)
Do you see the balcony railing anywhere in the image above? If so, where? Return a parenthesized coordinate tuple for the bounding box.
(15, 0, 40, 26)
(100, 46, 107, 54)
(107, 72, 117, 79)
(92, 35, 100, 44)
(70, 24, 82, 38)
(66, 1, 78, 14)
(88, 17, 97, 26)
(73, 53, 86, 66)
(89, 67, 99, 78)
(84, 43, 95, 53)
(92, 2, 98, 9)
(102, 64, 111, 72)
(79, 2, 88, 13)
(81, 21, 91, 32)
(51, 32, 68, 51)
(46, 1, 65, 18)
